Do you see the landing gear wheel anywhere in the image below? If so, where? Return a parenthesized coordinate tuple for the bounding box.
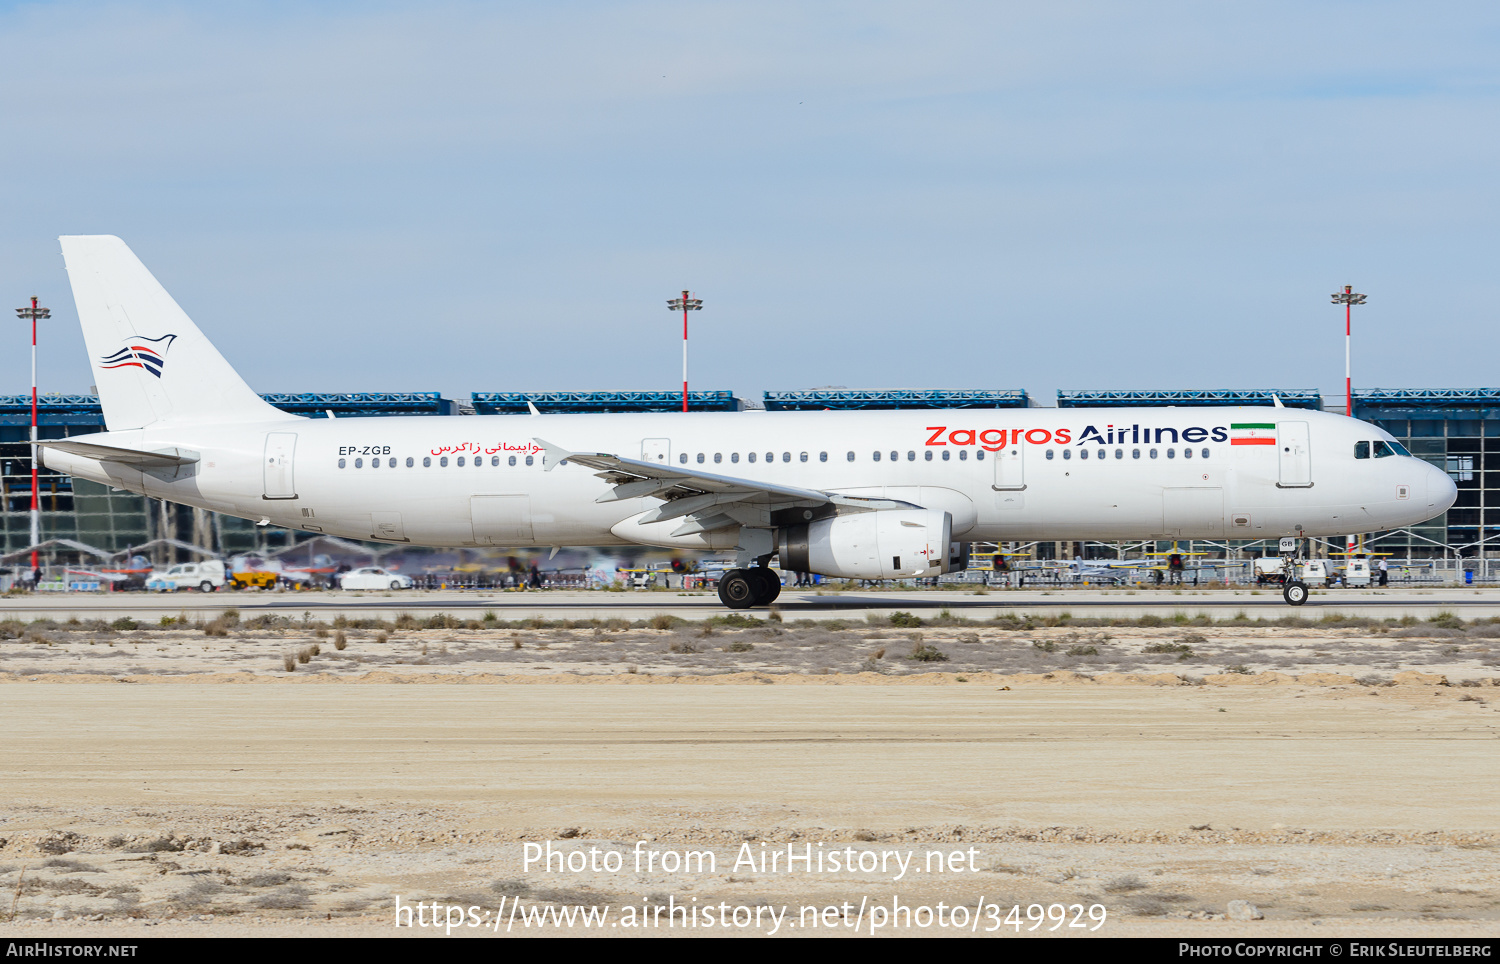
(1284, 581, 1309, 606)
(717, 569, 757, 609)
(748, 568, 781, 605)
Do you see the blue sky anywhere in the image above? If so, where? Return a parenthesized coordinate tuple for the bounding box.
(2, 2, 1498, 403)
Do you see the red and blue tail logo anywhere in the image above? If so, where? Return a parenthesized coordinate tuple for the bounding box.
(99, 334, 177, 378)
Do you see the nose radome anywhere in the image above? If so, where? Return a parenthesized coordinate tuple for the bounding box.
(1428, 462, 1458, 512)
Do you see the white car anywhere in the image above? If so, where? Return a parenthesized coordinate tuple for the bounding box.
(339, 567, 413, 590)
(146, 560, 226, 592)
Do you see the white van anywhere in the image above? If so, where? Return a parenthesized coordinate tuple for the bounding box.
(145, 560, 227, 592)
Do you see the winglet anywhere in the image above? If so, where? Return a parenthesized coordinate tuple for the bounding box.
(1272, 395, 1284, 408)
(532, 437, 573, 472)
(527, 400, 541, 416)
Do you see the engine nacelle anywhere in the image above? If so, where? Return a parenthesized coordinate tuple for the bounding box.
(777, 509, 953, 580)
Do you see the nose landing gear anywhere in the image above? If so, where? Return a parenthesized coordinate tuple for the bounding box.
(1279, 534, 1310, 606)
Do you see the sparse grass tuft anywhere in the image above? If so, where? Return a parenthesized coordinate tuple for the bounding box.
(907, 641, 949, 662)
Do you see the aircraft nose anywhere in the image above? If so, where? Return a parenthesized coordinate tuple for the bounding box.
(1426, 460, 1457, 513)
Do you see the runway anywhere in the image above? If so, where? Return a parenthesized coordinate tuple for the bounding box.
(4, 585, 1500, 622)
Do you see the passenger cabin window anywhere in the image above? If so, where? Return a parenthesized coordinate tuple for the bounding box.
(924, 450, 933, 461)
(696, 453, 705, 464)
(525, 455, 534, 466)
(1167, 448, 1175, 459)
(942, 450, 951, 461)
(819, 452, 828, 462)
(1045, 449, 1054, 460)
(890, 451, 898, 462)
(714, 453, 722, 463)
(338, 458, 346, 468)
(680, 453, 688, 464)
(846, 451, 855, 462)
(355, 458, 363, 468)
(873, 451, 881, 461)
(508, 455, 516, 466)
(1062, 449, 1071, 460)
(1080, 449, 1089, 460)
(424, 457, 432, 467)
(958, 450, 967, 460)
(1115, 449, 1123, 459)
(1149, 449, 1158, 459)
(748, 452, 757, 463)
(456, 457, 464, 467)
(731, 453, 739, 463)
(800, 452, 808, 462)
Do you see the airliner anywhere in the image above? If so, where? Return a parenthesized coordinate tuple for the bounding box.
(39, 236, 1456, 608)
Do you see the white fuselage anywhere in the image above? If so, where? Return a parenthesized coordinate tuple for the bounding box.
(42, 406, 1456, 553)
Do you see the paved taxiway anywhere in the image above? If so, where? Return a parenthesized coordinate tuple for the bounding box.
(3, 585, 1500, 622)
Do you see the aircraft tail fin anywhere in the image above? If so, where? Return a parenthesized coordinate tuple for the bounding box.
(59, 235, 290, 431)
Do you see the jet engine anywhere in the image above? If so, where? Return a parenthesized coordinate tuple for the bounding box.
(777, 508, 953, 580)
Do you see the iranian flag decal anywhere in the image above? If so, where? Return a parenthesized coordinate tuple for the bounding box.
(1231, 422, 1276, 446)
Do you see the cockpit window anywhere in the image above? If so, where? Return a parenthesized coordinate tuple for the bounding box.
(1354, 441, 1370, 459)
(1373, 440, 1408, 458)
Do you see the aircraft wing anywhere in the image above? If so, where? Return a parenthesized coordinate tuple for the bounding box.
(533, 437, 909, 534)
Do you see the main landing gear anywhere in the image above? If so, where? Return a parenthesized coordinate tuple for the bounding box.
(717, 567, 782, 610)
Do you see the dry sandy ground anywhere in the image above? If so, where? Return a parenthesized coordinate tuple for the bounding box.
(2, 617, 1499, 938)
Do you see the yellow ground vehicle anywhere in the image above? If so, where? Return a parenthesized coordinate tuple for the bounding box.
(229, 570, 278, 590)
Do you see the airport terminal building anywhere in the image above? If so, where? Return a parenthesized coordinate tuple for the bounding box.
(3, 387, 1493, 565)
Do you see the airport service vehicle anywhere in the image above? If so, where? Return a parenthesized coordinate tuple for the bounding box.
(1254, 557, 1324, 586)
(339, 567, 413, 590)
(145, 560, 226, 592)
(1340, 556, 1373, 588)
(40, 237, 1458, 609)
(229, 570, 278, 590)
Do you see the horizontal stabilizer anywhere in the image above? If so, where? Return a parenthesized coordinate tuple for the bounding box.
(38, 440, 198, 468)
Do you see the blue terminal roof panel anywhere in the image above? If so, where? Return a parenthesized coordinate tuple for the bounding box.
(0, 394, 106, 426)
(259, 393, 458, 417)
(1353, 388, 1500, 421)
(0, 392, 458, 425)
(763, 389, 1029, 411)
(1057, 389, 1323, 410)
(471, 391, 741, 414)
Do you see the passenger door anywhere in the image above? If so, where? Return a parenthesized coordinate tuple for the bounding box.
(1277, 422, 1312, 488)
(263, 433, 298, 499)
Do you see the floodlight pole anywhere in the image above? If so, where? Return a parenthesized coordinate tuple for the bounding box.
(15, 297, 49, 575)
(666, 290, 703, 412)
(1330, 285, 1367, 417)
